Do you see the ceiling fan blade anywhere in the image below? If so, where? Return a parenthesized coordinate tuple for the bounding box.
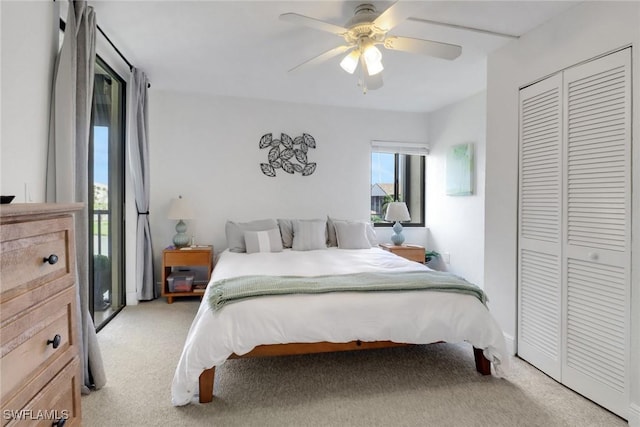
(383, 36, 462, 60)
(407, 17, 519, 40)
(360, 56, 383, 91)
(288, 45, 352, 73)
(372, 1, 424, 33)
(280, 13, 347, 36)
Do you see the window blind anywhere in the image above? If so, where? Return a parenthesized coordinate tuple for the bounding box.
(370, 140, 429, 156)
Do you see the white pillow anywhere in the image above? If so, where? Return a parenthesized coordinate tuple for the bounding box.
(244, 228, 284, 254)
(333, 221, 372, 249)
(277, 218, 294, 248)
(292, 219, 327, 251)
(365, 223, 377, 246)
(327, 216, 377, 247)
(225, 219, 278, 253)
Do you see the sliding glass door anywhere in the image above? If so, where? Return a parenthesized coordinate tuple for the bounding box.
(90, 56, 125, 329)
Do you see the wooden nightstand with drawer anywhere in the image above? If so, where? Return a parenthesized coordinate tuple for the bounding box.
(162, 246, 213, 304)
(379, 243, 425, 263)
(1, 203, 83, 426)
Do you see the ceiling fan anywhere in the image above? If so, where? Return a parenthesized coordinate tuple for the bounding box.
(280, 1, 462, 93)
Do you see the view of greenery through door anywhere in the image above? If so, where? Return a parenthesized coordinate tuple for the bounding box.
(90, 57, 125, 329)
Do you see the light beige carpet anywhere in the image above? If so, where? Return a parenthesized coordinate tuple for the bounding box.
(82, 299, 627, 426)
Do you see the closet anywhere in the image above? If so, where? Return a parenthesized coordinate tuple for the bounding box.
(518, 48, 631, 418)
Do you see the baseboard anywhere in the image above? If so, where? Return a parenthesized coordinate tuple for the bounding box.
(629, 403, 640, 426)
(503, 333, 516, 356)
(125, 292, 139, 306)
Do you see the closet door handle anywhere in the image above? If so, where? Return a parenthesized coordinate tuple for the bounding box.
(588, 252, 599, 261)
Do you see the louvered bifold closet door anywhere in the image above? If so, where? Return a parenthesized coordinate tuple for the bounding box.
(517, 74, 563, 380)
(561, 48, 631, 418)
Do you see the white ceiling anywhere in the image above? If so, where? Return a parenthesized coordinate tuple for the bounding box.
(90, 1, 579, 113)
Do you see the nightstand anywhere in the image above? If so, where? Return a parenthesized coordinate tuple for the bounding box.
(379, 243, 425, 263)
(162, 246, 213, 303)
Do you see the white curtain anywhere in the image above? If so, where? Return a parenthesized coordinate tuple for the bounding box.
(46, 0, 106, 393)
(127, 68, 155, 300)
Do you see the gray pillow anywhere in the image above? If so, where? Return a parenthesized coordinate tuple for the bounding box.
(292, 219, 327, 251)
(277, 218, 294, 248)
(334, 221, 372, 249)
(225, 219, 278, 252)
(365, 223, 378, 246)
(327, 216, 377, 247)
(244, 228, 284, 254)
(327, 216, 339, 247)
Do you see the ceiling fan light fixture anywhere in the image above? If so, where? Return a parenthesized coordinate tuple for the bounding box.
(282, 1, 464, 92)
(340, 50, 360, 74)
(363, 42, 382, 63)
(361, 40, 383, 76)
(365, 56, 384, 76)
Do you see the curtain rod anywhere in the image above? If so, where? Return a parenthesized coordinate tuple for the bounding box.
(59, 17, 151, 88)
(96, 24, 133, 71)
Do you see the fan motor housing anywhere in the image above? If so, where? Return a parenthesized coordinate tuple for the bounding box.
(344, 3, 385, 44)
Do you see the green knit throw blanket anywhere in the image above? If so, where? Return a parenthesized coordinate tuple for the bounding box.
(208, 270, 487, 312)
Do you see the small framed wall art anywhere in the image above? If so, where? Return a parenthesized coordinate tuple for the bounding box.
(446, 143, 474, 196)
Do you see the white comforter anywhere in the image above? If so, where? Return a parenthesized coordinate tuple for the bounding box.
(171, 247, 508, 406)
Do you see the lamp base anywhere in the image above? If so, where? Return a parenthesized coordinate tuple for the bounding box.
(173, 219, 190, 248)
(390, 221, 405, 245)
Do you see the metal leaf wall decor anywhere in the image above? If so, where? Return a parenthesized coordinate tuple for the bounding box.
(259, 133, 317, 177)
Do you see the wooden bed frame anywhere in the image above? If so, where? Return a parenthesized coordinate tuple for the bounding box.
(198, 340, 492, 403)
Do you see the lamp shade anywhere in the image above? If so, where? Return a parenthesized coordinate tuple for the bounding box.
(362, 43, 383, 76)
(385, 202, 411, 222)
(168, 196, 193, 220)
(340, 50, 360, 74)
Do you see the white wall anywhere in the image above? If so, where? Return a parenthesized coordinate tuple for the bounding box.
(148, 91, 429, 266)
(426, 91, 486, 287)
(485, 2, 640, 422)
(0, 0, 58, 201)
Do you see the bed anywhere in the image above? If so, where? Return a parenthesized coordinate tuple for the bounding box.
(171, 245, 508, 406)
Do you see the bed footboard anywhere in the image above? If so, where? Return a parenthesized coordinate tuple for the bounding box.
(198, 342, 492, 403)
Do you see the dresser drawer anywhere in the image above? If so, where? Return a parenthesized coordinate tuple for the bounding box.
(5, 356, 81, 427)
(0, 217, 73, 298)
(1, 287, 77, 404)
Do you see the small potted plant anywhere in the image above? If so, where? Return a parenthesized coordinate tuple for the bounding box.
(93, 254, 112, 311)
(424, 250, 440, 264)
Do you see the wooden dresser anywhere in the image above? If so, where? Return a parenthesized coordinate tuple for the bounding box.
(1, 203, 83, 426)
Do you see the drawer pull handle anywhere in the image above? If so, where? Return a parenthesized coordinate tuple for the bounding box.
(43, 254, 59, 265)
(52, 418, 66, 427)
(47, 334, 62, 349)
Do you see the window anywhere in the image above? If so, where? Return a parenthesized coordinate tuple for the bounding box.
(371, 150, 425, 226)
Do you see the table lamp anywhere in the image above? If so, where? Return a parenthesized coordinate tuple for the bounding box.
(385, 202, 411, 245)
(168, 195, 193, 248)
